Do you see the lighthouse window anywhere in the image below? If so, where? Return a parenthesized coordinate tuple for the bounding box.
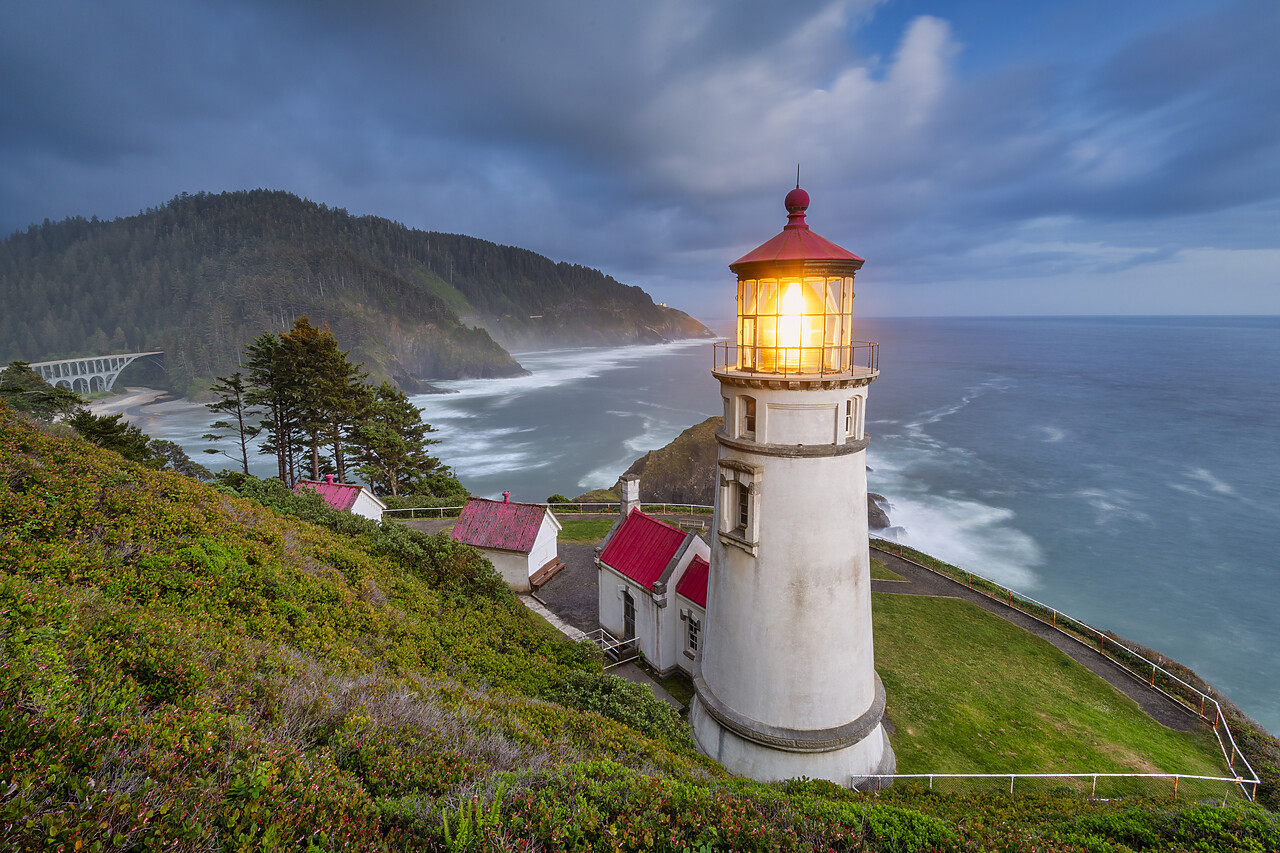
(718, 460, 761, 553)
(845, 398, 857, 437)
(688, 616, 701, 652)
(741, 396, 757, 438)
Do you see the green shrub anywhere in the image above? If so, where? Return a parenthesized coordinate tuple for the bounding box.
(540, 671, 692, 748)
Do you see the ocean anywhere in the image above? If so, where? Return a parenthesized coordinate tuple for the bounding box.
(133, 316, 1280, 734)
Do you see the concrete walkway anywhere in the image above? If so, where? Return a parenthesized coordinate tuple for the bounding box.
(518, 593, 582, 640)
(870, 549, 1205, 733)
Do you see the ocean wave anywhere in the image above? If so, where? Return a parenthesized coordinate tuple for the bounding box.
(876, 493, 1044, 590)
(1036, 426, 1067, 443)
(1074, 488, 1151, 524)
(1186, 467, 1236, 496)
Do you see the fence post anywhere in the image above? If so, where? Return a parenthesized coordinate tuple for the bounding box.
(1174, 776, 1179, 798)
(1151, 664, 1156, 686)
(1010, 775, 1015, 794)
(1092, 776, 1098, 798)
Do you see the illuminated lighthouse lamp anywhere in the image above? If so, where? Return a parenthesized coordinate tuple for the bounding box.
(722, 187, 875, 376)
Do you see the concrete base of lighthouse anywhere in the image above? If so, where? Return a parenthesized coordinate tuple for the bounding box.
(689, 670, 897, 788)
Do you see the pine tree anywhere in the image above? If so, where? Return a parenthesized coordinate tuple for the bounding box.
(278, 317, 368, 482)
(350, 382, 444, 497)
(243, 332, 302, 486)
(67, 410, 154, 465)
(202, 372, 262, 474)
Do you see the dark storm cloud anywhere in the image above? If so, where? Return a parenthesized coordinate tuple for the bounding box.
(1, 0, 1276, 314)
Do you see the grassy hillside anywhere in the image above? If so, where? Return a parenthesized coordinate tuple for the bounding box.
(0, 191, 711, 395)
(875, 595, 1225, 782)
(2, 403, 1278, 851)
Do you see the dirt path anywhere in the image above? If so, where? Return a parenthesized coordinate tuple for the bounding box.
(871, 550, 1205, 732)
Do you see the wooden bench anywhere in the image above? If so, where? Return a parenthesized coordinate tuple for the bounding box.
(529, 556, 566, 589)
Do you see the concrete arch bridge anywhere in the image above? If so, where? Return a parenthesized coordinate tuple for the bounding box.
(28, 352, 164, 394)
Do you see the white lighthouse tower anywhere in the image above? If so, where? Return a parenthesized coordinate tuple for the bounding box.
(690, 186, 895, 786)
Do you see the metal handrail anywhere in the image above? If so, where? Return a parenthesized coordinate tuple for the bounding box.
(712, 340, 879, 377)
(870, 538, 1261, 801)
(855, 771, 1249, 798)
(572, 627, 639, 670)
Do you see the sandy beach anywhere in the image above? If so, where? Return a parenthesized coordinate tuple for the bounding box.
(90, 387, 207, 431)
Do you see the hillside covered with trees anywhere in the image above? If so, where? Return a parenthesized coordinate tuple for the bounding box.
(0, 190, 711, 396)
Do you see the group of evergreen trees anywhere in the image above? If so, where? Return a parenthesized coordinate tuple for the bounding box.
(207, 317, 461, 498)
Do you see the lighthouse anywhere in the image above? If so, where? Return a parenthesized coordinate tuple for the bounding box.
(689, 186, 895, 786)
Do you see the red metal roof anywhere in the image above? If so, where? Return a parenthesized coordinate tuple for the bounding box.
(730, 188, 863, 268)
(676, 555, 709, 608)
(451, 498, 548, 553)
(598, 509, 688, 588)
(295, 477, 363, 511)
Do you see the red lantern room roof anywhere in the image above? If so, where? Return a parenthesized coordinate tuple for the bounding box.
(730, 187, 864, 274)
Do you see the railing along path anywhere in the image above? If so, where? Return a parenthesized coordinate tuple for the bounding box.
(868, 538, 1260, 801)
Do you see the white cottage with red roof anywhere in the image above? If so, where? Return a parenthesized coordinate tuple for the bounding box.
(595, 508, 710, 676)
(450, 493, 563, 592)
(294, 474, 387, 522)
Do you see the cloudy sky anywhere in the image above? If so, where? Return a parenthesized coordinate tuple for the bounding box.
(3, 0, 1278, 319)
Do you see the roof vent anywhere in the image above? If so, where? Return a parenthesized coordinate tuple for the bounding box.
(503, 491, 511, 503)
(326, 474, 335, 484)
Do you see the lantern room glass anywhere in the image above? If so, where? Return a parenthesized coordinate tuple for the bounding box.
(736, 275, 854, 373)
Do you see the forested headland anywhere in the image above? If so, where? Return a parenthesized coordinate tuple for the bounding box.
(0, 190, 711, 396)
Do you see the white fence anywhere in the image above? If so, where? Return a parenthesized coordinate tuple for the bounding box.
(382, 502, 715, 520)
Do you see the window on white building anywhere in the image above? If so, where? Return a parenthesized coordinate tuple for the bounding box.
(845, 397, 857, 438)
(741, 395, 757, 439)
(688, 616, 701, 652)
(718, 460, 762, 553)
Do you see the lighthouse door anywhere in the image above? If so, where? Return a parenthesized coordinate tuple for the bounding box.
(623, 590, 636, 641)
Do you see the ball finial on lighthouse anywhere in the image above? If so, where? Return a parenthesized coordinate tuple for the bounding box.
(783, 187, 810, 230)
(691, 183, 894, 788)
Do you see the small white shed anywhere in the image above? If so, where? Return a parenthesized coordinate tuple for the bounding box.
(451, 495, 563, 592)
(294, 475, 387, 522)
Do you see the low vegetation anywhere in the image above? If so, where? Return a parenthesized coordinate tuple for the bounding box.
(3, 402, 1277, 850)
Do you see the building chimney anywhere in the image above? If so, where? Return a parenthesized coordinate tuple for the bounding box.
(502, 491, 511, 503)
(618, 474, 641, 517)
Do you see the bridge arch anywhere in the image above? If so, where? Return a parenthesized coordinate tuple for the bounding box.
(29, 352, 165, 395)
